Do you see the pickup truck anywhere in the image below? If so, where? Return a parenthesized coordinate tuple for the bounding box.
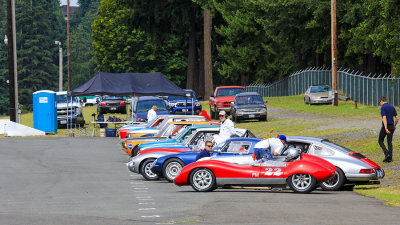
(209, 86, 246, 119)
(56, 91, 85, 127)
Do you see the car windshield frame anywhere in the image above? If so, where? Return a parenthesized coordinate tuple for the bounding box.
(310, 86, 330, 93)
(216, 88, 245, 97)
(57, 95, 79, 104)
(102, 96, 124, 100)
(236, 95, 264, 105)
(136, 99, 168, 112)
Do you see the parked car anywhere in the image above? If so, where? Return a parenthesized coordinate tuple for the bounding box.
(56, 91, 85, 127)
(209, 86, 246, 119)
(125, 115, 212, 138)
(286, 136, 385, 191)
(304, 85, 333, 105)
(151, 138, 261, 182)
(120, 121, 214, 156)
(81, 96, 100, 106)
(174, 153, 336, 193)
(127, 131, 255, 180)
(230, 92, 267, 123)
(97, 95, 127, 114)
(167, 89, 202, 114)
(130, 96, 169, 122)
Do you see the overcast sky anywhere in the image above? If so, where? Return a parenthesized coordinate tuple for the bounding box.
(59, 0, 79, 6)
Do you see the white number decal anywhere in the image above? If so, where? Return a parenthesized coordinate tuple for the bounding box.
(264, 168, 283, 176)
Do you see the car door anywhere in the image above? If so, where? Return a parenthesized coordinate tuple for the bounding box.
(212, 140, 254, 164)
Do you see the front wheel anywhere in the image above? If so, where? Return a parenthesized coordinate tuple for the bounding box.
(140, 159, 159, 181)
(190, 168, 217, 192)
(319, 167, 345, 191)
(287, 173, 316, 193)
(163, 158, 185, 183)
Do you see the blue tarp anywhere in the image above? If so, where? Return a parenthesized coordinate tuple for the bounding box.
(69, 72, 186, 97)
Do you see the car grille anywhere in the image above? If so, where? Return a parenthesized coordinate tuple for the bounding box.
(176, 102, 193, 107)
(58, 108, 76, 115)
(222, 102, 230, 107)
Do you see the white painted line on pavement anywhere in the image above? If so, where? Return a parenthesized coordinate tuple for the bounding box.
(141, 215, 160, 218)
(138, 202, 155, 205)
(139, 208, 156, 210)
(134, 187, 148, 189)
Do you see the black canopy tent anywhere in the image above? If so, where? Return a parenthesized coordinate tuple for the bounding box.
(67, 72, 190, 128)
(69, 72, 187, 97)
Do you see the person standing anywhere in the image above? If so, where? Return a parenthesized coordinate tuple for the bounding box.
(379, 96, 398, 163)
(147, 105, 157, 122)
(218, 111, 236, 140)
(196, 141, 214, 161)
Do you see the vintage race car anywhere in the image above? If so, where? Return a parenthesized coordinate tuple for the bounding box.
(120, 121, 214, 156)
(174, 153, 336, 193)
(151, 138, 261, 182)
(286, 136, 385, 191)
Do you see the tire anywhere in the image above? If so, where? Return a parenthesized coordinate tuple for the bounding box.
(132, 145, 140, 157)
(162, 158, 185, 183)
(304, 97, 308, 104)
(319, 167, 345, 191)
(140, 159, 159, 181)
(287, 173, 317, 193)
(189, 168, 217, 192)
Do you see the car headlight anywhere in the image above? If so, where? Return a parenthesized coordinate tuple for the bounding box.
(259, 108, 267, 113)
(217, 102, 223, 107)
(169, 103, 175, 107)
(236, 109, 245, 114)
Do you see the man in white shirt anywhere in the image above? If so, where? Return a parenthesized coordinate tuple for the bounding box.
(147, 105, 157, 122)
(253, 135, 287, 160)
(213, 111, 236, 144)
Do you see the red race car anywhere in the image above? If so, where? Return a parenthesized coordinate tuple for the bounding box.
(174, 153, 336, 194)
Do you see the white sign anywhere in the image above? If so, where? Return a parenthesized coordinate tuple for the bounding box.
(39, 97, 48, 103)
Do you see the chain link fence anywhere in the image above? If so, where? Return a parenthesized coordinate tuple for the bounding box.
(246, 67, 400, 107)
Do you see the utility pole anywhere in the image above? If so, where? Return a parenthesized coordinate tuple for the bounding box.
(6, 0, 18, 123)
(331, 0, 338, 106)
(67, 0, 71, 91)
(55, 41, 63, 91)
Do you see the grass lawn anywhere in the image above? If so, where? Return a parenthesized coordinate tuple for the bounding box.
(2, 96, 399, 206)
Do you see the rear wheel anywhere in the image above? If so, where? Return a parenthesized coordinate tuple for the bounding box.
(190, 168, 217, 192)
(140, 159, 159, 180)
(162, 158, 185, 182)
(304, 97, 308, 104)
(320, 167, 345, 191)
(287, 173, 316, 193)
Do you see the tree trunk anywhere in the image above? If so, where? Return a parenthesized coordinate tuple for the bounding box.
(203, 9, 213, 99)
(199, 37, 205, 98)
(186, 5, 198, 92)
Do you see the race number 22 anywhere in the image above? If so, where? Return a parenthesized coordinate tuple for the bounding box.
(264, 168, 282, 176)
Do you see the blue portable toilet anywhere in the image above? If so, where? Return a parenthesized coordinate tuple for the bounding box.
(33, 90, 57, 133)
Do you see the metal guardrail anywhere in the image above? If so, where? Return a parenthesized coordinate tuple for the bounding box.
(246, 67, 400, 107)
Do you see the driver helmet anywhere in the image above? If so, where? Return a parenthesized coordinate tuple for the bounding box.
(284, 146, 300, 162)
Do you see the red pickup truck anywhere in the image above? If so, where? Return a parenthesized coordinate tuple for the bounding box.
(209, 86, 246, 119)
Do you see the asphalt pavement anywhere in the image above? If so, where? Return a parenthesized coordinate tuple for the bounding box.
(0, 137, 398, 225)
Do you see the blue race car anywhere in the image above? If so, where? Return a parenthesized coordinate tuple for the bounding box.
(150, 138, 261, 182)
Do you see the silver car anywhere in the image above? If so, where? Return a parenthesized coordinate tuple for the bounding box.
(286, 136, 384, 191)
(304, 85, 333, 104)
